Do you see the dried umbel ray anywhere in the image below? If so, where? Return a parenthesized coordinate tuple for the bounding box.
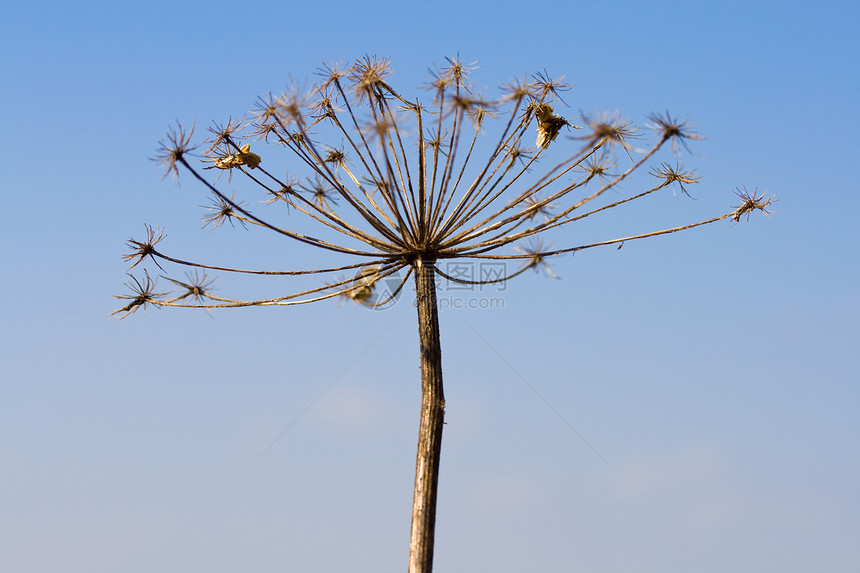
(113, 55, 773, 572)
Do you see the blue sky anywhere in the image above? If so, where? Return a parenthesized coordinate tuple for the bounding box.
(2, 1, 859, 571)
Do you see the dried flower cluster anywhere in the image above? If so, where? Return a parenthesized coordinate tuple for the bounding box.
(114, 56, 772, 317)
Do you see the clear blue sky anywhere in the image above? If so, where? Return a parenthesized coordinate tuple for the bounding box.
(2, 1, 859, 571)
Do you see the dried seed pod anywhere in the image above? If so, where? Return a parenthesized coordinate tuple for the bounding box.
(534, 104, 568, 149)
(237, 143, 261, 169)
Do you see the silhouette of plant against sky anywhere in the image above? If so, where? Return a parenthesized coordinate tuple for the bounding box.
(114, 56, 774, 572)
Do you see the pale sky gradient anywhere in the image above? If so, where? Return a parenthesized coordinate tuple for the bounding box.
(2, 1, 859, 572)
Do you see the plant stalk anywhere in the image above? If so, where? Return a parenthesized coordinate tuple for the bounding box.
(408, 257, 446, 573)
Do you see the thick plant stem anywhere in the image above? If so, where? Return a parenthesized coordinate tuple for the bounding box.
(408, 258, 446, 573)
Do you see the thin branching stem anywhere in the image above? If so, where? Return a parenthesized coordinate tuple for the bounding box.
(151, 249, 395, 276)
(180, 157, 387, 257)
(460, 212, 735, 259)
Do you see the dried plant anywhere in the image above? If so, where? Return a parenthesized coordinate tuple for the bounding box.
(113, 56, 773, 572)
